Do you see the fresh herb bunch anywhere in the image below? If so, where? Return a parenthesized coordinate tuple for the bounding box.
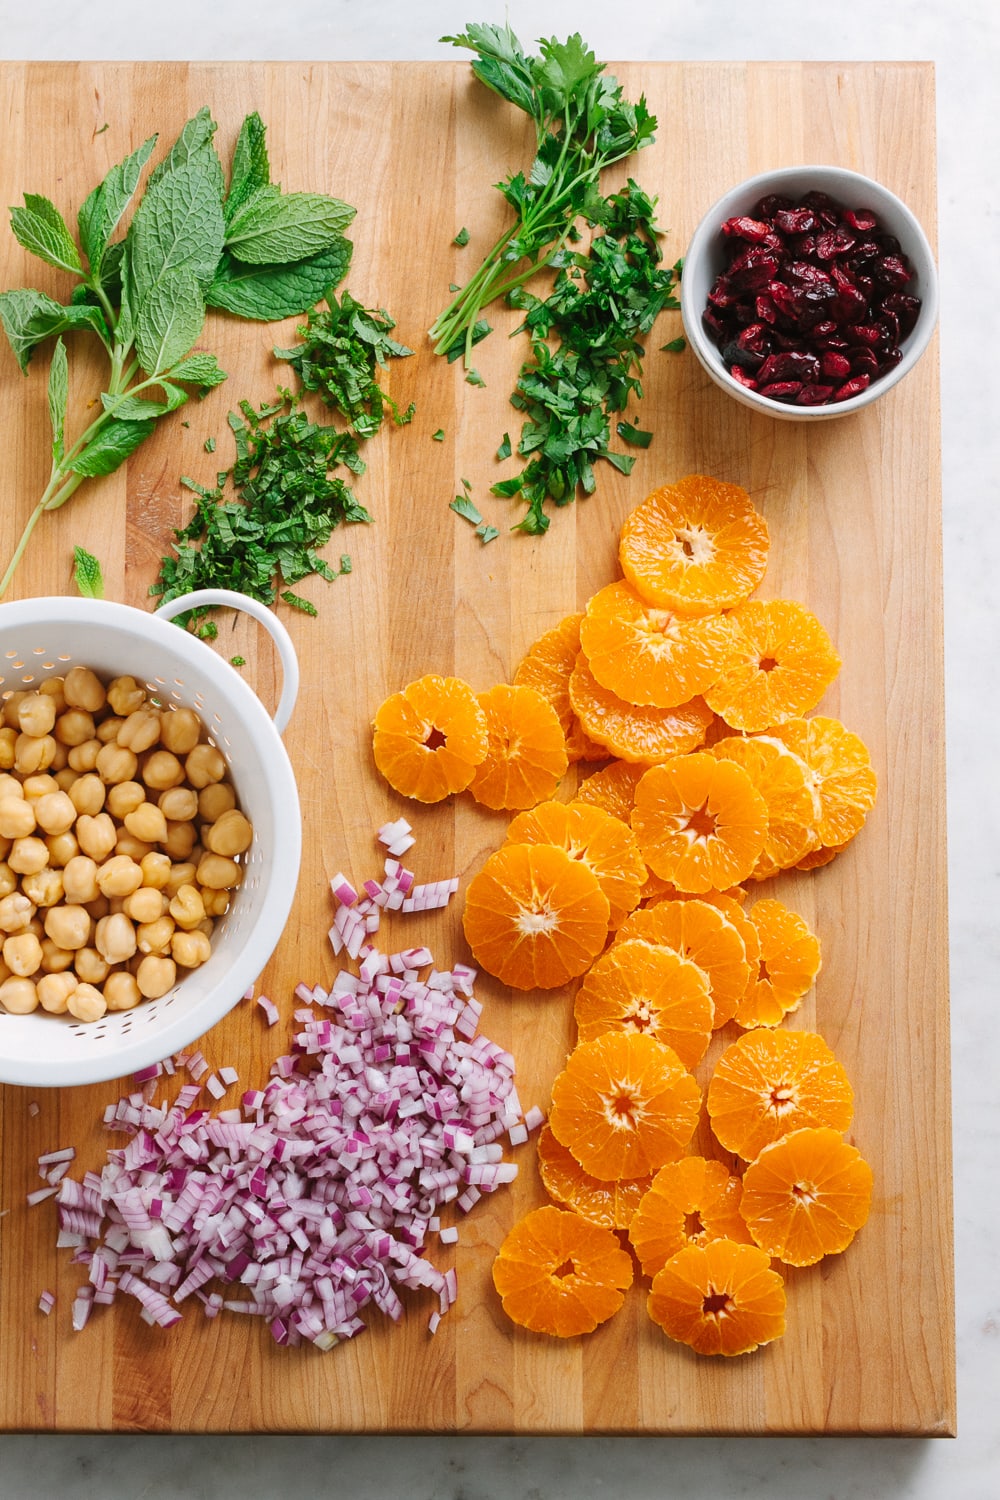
(151, 396, 369, 630)
(0, 107, 356, 597)
(492, 182, 680, 534)
(429, 23, 656, 365)
(274, 289, 415, 438)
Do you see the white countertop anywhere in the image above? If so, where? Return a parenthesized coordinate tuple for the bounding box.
(1, 1, 997, 1495)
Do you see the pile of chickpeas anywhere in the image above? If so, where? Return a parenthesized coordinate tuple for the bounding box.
(0, 665, 253, 1023)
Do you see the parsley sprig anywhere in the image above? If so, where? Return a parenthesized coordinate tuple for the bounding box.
(429, 24, 656, 365)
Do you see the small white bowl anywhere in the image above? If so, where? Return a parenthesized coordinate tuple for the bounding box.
(680, 165, 939, 421)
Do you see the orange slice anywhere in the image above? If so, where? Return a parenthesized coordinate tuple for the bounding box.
(735, 898, 822, 1028)
(568, 654, 713, 764)
(467, 683, 568, 811)
(704, 599, 841, 731)
(549, 1032, 702, 1181)
(615, 897, 750, 1029)
(707, 1028, 854, 1160)
(462, 842, 610, 990)
(739, 1127, 874, 1267)
(372, 674, 488, 803)
(768, 716, 877, 852)
(619, 475, 769, 617)
(536, 1125, 652, 1231)
(573, 939, 713, 1071)
(573, 759, 649, 824)
(710, 734, 821, 877)
(513, 613, 606, 762)
(580, 580, 736, 708)
(504, 798, 645, 931)
(647, 1238, 786, 1356)
(492, 1204, 634, 1336)
(631, 753, 768, 893)
(628, 1157, 753, 1277)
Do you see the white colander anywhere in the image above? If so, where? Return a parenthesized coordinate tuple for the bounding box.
(0, 589, 301, 1089)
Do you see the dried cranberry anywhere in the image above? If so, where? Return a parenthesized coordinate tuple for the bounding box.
(844, 208, 878, 232)
(820, 351, 852, 379)
(833, 373, 871, 401)
(757, 351, 821, 385)
(795, 384, 836, 405)
(730, 365, 758, 389)
(758, 381, 803, 400)
(874, 254, 913, 287)
(774, 208, 818, 234)
(721, 216, 774, 242)
(883, 293, 921, 337)
(815, 228, 856, 260)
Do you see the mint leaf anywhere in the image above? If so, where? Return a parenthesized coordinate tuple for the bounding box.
(77, 134, 157, 275)
(205, 239, 352, 320)
(134, 264, 205, 375)
(432, 429, 445, 441)
(225, 113, 270, 226)
(128, 157, 226, 303)
(67, 417, 155, 478)
(102, 382, 188, 421)
(147, 107, 223, 198)
(169, 351, 228, 389)
(280, 590, 318, 616)
(47, 337, 68, 463)
(453, 226, 470, 246)
(224, 188, 355, 265)
(0, 288, 108, 371)
(10, 194, 83, 276)
(73, 545, 104, 598)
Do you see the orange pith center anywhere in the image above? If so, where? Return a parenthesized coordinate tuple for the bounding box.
(685, 1211, 706, 1240)
(791, 1181, 818, 1206)
(552, 1258, 576, 1280)
(424, 726, 447, 751)
(624, 998, 655, 1031)
(515, 901, 560, 937)
(673, 526, 713, 564)
(606, 1087, 640, 1130)
(685, 802, 717, 841)
(759, 656, 778, 673)
(767, 1084, 796, 1115)
(702, 1286, 734, 1317)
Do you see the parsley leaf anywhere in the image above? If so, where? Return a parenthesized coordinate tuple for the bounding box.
(274, 289, 414, 437)
(450, 493, 484, 525)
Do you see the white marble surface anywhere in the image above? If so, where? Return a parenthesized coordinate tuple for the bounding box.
(1, 0, 997, 1495)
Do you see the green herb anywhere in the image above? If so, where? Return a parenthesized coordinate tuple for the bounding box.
(465, 368, 486, 388)
(72, 544, 104, 598)
(432, 428, 446, 441)
(338, 554, 352, 574)
(492, 182, 680, 534)
(453, 226, 470, 247)
(450, 493, 483, 525)
(274, 289, 414, 438)
(204, 435, 216, 452)
(443, 318, 490, 364)
(151, 396, 370, 629)
(230, 655, 245, 666)
(429, 24, 656, 365)
(0, 107, 356, 598)
(496, 432, 512, 460)
(660, 336, 686, 353)
(475, 523, 500, 544)
(94, 124, 110, 136)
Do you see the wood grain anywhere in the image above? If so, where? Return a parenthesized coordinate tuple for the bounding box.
(0, 61, 952, 1435)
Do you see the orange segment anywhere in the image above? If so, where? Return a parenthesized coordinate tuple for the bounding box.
(710, 734, 821, 877)
(536, 1125, 652, 1230)
(492, 1204, 634, 1336)
(647, 1239, 786, 1356)
(580, 580, 736, 708)
(707, 1029, 854, 1160)
(505, 799, 645, 931)
(619, 475, 769, 617)
(513, 613, 606, 762)
(704, 600, 841, 732)
(769, 715, 878, 852)
(615, 898, 750, 1029)
(574, 759, 648, 824)
(569, 654, 713, 764)
(372, 674, 488, 803)
(467, 684, 568, 811)
(631, 753, 768, 894)
(573, 939, 713, 1071)
(462, 842, 610, 991)
(735, 898, 822, 1028)
(739, 1127, 874, 1267)
(549, 1032, 702, 1181)
(629, 1158, 752, 1279)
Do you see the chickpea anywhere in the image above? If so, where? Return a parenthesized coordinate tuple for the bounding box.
(3, 692, 28, 728)
(169, 884, 206, 930)
(117, 709, 161, 753)
(45, 830, 79, 868)
(159, 707, 202, 755)
(21, 774, 59, 803)
(76, 812, 117, 861)
(139, 851, 172, 890)
(54, 708, 96, 747)
(0, 861, 17, 899)
(53, 766, 78, 793)
(62, 856, 100, 904)
(95, 854, 143, 898)
(84, 894, 110, 921)
(39, 676, 65, 709)
(9, 836, 50, 875)
(197, 781, 236, 823)
(49, 742, 69, 771)
(74, 946, 109, 985)
(0, 727, 16, 769)
(0, 773, 22, 798)
(202, 887, 231, 918)
(196, 852, 242, 891)
(67, 738, 101, 773)
(184, 742, 226, 789)
(37, 971, 77, 1013)
(96, 715, 124, 744)
(21, 868, 63, 908)
(0, 956, 11, 985)
(67, 982, 107, 1022)
(14, 733, 57, 775)
(157, 785, 198, 823)
(95, 741, 137, 785)
(163, 861, 197, 898)
(107, 676, 145, 716)
(34, 790, 76, 836)
(0, 796, 36, 839)
(124, 801, 168, 844)
(95, 911, 137, 964)
(204, 808, 253, 857)
(17, 693, 57, 738)
(136, 914, 175, 954)
(124, 886, 167, 924)
(63, 667, 105, 714)
(104, 971, 141, 1012)
(115, 833, 155, 862)
(141, 749, 184, 791)
(106, 781, 146, 820)
(3, 931, 43, 976)
(0, 975, 39, 1014)
(43, 904, 91, 950)
(171, 928, 212, 968)
(0, 891, 34, 932)
(162, 820, 197, 861)
(136, 953, 176, 999)
(40, 937, 74, 974)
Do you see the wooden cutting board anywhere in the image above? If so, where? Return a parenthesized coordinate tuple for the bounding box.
(0, 60, 952, 1435)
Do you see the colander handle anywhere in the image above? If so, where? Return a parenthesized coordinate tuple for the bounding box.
(154, 589, 300, 735)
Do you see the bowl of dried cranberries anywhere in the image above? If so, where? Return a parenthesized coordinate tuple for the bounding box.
(680, 165, 938, 419)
